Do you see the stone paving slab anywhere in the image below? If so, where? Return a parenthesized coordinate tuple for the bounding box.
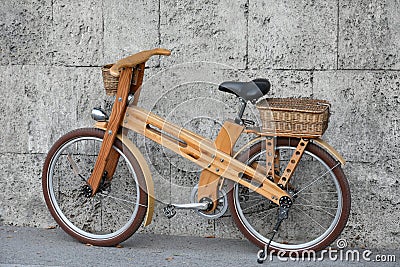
(1, 226, 398, 267)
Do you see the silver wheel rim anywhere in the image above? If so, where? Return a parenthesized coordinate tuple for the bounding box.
(47, 136, 141, 241)
(234, 145, 343, 250)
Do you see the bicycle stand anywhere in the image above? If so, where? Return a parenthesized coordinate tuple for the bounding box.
(257, 196, 292, 264)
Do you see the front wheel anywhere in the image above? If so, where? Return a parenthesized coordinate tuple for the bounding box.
(42, 128, 148, 246)
(228, 138, 351, 255)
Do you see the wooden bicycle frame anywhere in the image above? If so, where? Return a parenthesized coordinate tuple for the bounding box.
(87, 66, 341, 215)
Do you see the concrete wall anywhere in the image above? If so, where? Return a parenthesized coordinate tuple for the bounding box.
(1, 0, 399, 250)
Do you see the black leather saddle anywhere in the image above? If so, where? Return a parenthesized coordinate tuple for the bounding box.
(218, 78, 270, 102)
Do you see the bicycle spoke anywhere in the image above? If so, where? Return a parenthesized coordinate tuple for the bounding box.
(295, 191, 338, 216)
(222, 122, 349, 252)
(97, 193, 146, 208)
(239, 196, 270, 205)
(100, 198, 103, 232)
(300, 191, 338, 195)
(299, 198, 339, 203)
(297, 194, 338, 206)
(246, 206, 277, 226)
(44, 131, 148, 244)
(292, 206, 327, 231)
(293, 203, 336, 217)
(241, 202, 271, 212)
(293, 162, 340, 196)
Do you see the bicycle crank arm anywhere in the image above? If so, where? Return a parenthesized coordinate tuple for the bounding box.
(163, 202, 211, 219)
(172, 202, 210, 210)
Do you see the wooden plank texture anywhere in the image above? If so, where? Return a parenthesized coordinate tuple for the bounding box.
(197, 120, 244, 210)
(122, 106, 291, 205)
(87, 67, 133, 194)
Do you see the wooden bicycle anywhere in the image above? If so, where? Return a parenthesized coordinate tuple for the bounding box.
(42, 48, 350, 258)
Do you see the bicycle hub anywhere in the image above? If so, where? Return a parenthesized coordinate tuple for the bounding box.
(81, 184, 93, 198)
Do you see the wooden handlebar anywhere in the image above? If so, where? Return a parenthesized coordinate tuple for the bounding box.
(109, 48, 171, 77)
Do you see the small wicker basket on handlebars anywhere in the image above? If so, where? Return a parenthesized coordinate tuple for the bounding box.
(256, 98, 331, 138)
(101, 64, 142, 96)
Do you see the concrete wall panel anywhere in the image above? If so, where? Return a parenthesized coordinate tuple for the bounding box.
(160, 0, 247, 69)
(249, 0, 337, 69)
(0, 0, 52, 65)
(339, 0, 400, 69)
(52, 0, 103, 66)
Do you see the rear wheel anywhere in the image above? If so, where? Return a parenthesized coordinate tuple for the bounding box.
(228, 138, 350, 254)
(42, 128, 148, 246)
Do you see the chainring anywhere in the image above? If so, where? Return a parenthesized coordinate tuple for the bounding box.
(190, 184, 228, 219)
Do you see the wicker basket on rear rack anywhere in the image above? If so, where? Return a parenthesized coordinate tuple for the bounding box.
(101, 64, 139, 96)
(256, 98, 331, 138)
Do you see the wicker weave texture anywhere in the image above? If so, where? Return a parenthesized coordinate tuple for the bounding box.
(102, 64, 120, 95)
(256, 98, 330, 137)
(102, 64, 138, 96)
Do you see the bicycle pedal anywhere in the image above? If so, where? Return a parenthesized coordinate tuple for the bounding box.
(163, 204, 176, 219)
(242, 119, 255, 126)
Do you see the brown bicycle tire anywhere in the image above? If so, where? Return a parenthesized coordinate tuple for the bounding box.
(227, 138, 351, 255)
(42, 128, 148, 246)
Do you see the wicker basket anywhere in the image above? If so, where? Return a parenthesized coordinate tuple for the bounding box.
(256, 98, 331, 137)
(102, 64, 137, 96)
